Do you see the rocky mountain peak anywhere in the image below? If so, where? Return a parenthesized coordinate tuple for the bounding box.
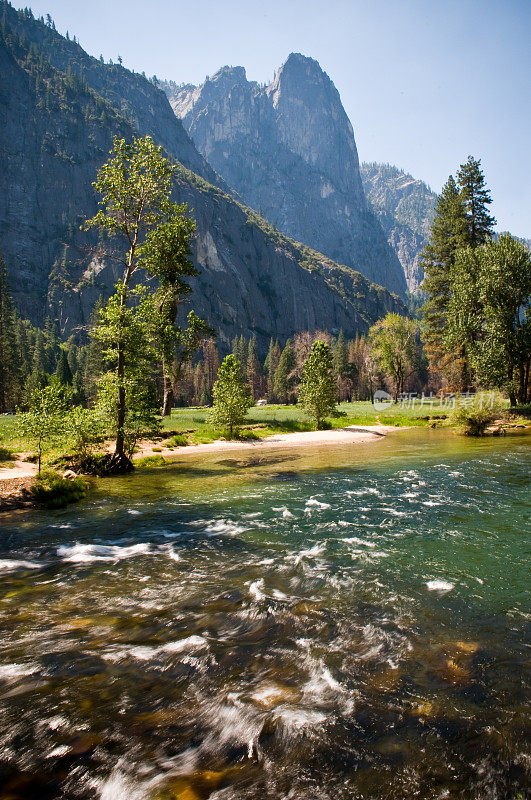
(164, 55, 407, 296)
(266, 52, 361, 196)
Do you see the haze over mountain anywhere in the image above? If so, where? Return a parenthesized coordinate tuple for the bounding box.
(164, 54, 408, 298)
(0, 2, 402, 349)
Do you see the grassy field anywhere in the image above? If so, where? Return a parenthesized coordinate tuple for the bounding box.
(157, 401, 440, 446)
(0, 401, 439, 460)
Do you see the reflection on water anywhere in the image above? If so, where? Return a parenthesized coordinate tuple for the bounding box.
(0, 429, 529, 799)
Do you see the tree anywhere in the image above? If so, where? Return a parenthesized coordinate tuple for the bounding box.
(333, 330, 356, 401)
(0, 253, 19, 412)
(55, 348, 73, 386)
(422, 156, 496, 389)
(421, 175, 468, 379)
(18, 382, 71, 473)
(246, 336, 262, 399)
(138, 210, 210, 415)
(164, 311, 215, 413)
(448, 234, 531, 404)
(86, 136, 179, 468)
(209, 354, 254, 437)
(369, 313, 420, 402)
(264, 338, 281, 400)
(298, 340, 338, 429)
(456, 155, 496, 248)
(92, 287, 160, 463)
(273, 339, 296, 403)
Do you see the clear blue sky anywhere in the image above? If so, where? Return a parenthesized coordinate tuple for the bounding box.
(25, 0, 530, 237)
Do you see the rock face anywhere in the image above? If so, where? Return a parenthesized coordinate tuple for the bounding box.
(0, 6, 403, 349)
(164, 55, 408, 297)
(360, 163, 437, 293)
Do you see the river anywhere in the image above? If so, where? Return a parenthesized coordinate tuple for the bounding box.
(0, 429, 529, 799)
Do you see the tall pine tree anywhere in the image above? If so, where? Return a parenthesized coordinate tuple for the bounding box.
(421, 176, 468, 381)
(457, 156, 496, 248)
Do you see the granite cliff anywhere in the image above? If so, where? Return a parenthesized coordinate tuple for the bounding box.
(0, 3, 403, 349)
(164, 55, 408, 297)
(360, 163, 437, 293)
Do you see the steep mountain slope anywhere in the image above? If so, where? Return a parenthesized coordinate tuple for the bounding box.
(360, 163, 437, 292)
(0, 4, 403, 349)
(164, 55, 408, 297)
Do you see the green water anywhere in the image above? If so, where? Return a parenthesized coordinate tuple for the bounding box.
(0, 429, 529, 799)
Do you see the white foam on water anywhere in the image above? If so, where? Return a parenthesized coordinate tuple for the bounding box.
(0, 663, 39, 679)
(46, 745, 71, 759)
(305, 497, 331, 511)
(426, 579, 455, 592)
(293, 542, 326, 565)
(159, 636, 207, 653)
(57, 543, 151, 563)
(346, 487, 381, 497)
(272, 506, 296, 519)
(196, 519, 246, 537)
(0, 559, 41, 572)
(343, 536, 377, 548)
(104, 635, 207, 662)
(275, 707, 327, 731)
(127, 509, 142, 516)
(247, 578, 266, 601)
(96, 770, 146, 800)
(165, 545, 180, 562)
(303, 661, 343, 699)
(271, 589, 288, 600)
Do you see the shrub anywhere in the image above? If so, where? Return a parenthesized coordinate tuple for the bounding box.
(449, 391, 505, 436)
(31, 470, 88, 508)
(167, 434, 188, 447)
(0, 445, 15, 464)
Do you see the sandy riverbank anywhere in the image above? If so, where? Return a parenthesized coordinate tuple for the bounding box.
(0, 426, 399, 503)
(0, 458, 37, 482)
(134, 424, 399, 460)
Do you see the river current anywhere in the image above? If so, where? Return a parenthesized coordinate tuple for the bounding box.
(0, 429, 529, 799)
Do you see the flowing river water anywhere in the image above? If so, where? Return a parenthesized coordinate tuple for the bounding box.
(0, 429, 529, 800)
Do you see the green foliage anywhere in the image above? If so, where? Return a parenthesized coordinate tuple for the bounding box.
(64, 406, 105, 460)
(456, 155, 496, 247)
(420, 175, 468, 375)
(369, 313, 420, 401)
(135, 454, 166, 468)
(421, 156, 495, 386)
(449, 391, 505, 436)
(85, 136, 178, 463)
(85, 135, 175, 240)
(274, 340, 296, 403)
(55, 348, 73, 385)
(298, 340, 338, 429)
(18, 382, 72, 472)
(209, 354, 254, 437)
(30, 469, 87, 508)
(167, 434, 188, 447)
(447, 234, 531, 403)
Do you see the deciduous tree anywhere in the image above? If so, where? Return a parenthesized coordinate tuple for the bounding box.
(209, 354, 254, 437)
(298, 340, 338, 429)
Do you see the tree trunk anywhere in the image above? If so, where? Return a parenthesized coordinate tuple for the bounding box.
(459, 347, 468, 393)
(161, 365, 173, 417)
(115, 339, 126, 458)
